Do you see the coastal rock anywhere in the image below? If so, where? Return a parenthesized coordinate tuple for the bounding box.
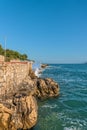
(11, 94, 37, 130)
(18, 76, 59, 99)
(0, 76, 38, 130)
(0, 73, 59, 130)
(0, 86, 38, 130)
(35, 78, 59, 99)
(0, 103, 12, 130)
(29, 70, 37, 79)
(41, 64, 48, 69)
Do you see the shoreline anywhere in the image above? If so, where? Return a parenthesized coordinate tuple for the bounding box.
(33, 63, 49, 77)
(0, 62, 59, 130)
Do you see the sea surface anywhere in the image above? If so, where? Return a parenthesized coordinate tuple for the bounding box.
(33, 64, 87, 130)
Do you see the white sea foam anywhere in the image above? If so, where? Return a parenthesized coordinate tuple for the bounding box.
(35, 68, 42, 77)
(36, 64, 87, 130)
(64, 126, 83, 130)
(33, 63, 41, 77)
(35, 68, 39, 77)
(47, 65, 62, 70)
(64, 127, 78, 130)
(42, 104, 57, 109)
(34, 66, 45, 77)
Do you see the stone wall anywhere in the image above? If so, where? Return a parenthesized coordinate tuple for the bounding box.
(0, 61, 32, 96)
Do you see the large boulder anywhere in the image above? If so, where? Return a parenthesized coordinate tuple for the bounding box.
(10, 94, 38, 130)
(35, 78, 59, 99)
(41, 64, 49, 69)
(0, 103, 12, 130)
(0, 88, 38, 130)
(19, 76, 59, 100)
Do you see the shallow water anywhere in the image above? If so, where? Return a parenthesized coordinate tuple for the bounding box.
(34, 64, 87, 130)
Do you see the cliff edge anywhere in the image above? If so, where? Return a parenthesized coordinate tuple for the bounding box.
(0, 63, 59, 130)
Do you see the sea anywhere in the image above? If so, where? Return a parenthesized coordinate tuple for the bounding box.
(33, 64, 87, 130)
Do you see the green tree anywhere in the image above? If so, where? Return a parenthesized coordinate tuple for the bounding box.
(0, 44, 4, 55)
(0, 44, 29, 61)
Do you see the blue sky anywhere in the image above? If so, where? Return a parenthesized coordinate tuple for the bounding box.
(0, 0, 87, 63)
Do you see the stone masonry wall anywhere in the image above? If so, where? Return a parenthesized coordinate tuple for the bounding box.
(0, 62, 32, 96)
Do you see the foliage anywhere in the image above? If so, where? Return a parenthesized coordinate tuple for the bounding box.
(0, 44, 4, 55)
(0, 44, 28, 61)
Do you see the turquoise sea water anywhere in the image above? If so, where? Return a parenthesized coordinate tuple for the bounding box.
(34, 64, 87, 130)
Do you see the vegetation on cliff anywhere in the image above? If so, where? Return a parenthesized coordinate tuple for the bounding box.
(0, 44, 28, 61)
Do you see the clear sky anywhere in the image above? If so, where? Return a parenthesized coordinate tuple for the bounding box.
(0, 0, 87, 63)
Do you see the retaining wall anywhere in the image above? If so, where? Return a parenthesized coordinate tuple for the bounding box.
(0, 62, 32, 96)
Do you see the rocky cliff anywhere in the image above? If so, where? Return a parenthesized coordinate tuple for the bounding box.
(0, 64, 59, 130)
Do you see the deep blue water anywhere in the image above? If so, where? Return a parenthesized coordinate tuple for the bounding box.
(34, 64, 87, 130)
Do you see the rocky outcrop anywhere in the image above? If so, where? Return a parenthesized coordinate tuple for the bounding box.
(18, 76, 59, 99)
(41, 64, 49, 69)
(0, 92, 37, 130)
(20, 76, 59, 99)
(0, 75, 38, 130)
(0, 103, 12, 130)
(35, 78, 59, 99)
(0, 74, 59, 130)
(0, 91, 38, 130)
(11, 94, 37, 130)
